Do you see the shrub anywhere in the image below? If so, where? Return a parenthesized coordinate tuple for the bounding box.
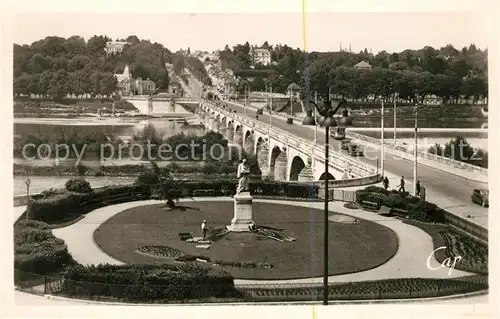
(356, 186, 447, 223)
(65, 178, 93, 194)
(14, 220, 75, 282)
(62, 263, 239, 301)
(27, 193, 83, 222)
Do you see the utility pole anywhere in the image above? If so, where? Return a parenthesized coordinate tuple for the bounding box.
(393, 93, 397, 145)
(314, 91, 318, 145)
(381, 100, 385, 175)
(413, 104, 418, 196)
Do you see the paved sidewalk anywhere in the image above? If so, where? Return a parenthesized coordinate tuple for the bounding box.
(50, 198, 472, 286)
(219, 100, 488, 228)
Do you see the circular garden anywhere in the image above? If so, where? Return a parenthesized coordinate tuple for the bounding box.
(94, 201, 399, 279)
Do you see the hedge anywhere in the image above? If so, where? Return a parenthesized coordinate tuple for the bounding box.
(26, 180, 319, 224)
(62, 264, 240, 302)
(14, 220, 75, 284)
(355, 186, 446, 223)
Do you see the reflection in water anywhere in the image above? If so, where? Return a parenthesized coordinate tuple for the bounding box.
(14, 118, 206, 140)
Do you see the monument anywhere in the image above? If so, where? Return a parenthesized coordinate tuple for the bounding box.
(227, 159, 254, 232)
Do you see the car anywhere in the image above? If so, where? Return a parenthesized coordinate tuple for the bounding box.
(471, 189, 489, 207)
(341, 139, 352, 150)
(348, 144, 364, 157)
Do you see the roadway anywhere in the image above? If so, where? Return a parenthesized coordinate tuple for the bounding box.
(220, 100, 489, 228)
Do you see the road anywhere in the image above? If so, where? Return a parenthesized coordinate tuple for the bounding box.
(221, 100, 488, 228)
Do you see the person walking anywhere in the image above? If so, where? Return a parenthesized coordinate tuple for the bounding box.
(398, 176, 405, 192)
(416, 180, 421, 197)
(383, 176, 389, 190)
(201, 220, 208, 240)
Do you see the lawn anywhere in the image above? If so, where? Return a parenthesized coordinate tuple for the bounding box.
(93, 201, 398, 280)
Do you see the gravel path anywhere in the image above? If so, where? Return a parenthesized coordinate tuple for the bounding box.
(51, 198, 473, 286)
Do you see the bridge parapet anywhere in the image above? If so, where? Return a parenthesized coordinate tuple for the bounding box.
(203, 102, 377, 178)
(346, 131, 488, 182)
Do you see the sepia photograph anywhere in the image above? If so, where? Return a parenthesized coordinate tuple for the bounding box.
(2, 1, 497, 318)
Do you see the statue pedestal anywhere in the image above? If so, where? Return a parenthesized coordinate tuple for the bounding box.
(226, 192, 253, 232)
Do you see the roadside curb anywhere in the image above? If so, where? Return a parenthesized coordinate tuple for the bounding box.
(41, 290, 488, 306)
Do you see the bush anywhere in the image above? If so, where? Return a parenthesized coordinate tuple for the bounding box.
(65, 178, 93, 194)
(14, 220, 75, 282)
(356, 186, 447, 223)
(62, 263, 239, 301)
(27, 193, 83, 222)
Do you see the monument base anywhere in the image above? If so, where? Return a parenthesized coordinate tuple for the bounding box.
(226, 192, 254, 232)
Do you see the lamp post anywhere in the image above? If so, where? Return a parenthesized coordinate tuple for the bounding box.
(25, 178, 31, 220)
(381, 99, 385, 175)
(413, 104, 418, 196)
(302, 95, 351, 306)
(393, 93, 397, 146)
(314, 91, 318, 145)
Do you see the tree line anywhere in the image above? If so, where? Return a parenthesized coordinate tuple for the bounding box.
(216, 42, 488, 104)
(14, 35, 175, 99)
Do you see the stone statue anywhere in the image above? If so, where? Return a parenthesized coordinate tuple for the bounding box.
(236, 159, 251, 194)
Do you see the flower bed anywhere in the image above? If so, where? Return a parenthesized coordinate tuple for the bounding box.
(137, 246, 183, 259)
(136, 245, 274, 269)
(214, 261, 273, 269)
(404, 219, 488, 275)
(245, 277, 488, 301)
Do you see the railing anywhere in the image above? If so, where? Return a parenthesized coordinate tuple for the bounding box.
(443, 211, 488, 242)
(204, 102, 377, 178)
(318, 189, 357, 202)
(345, 131, 488, 179)
(15, 270, 488, 304)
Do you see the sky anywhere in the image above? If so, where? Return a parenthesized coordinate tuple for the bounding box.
(7, 4, 491, 54)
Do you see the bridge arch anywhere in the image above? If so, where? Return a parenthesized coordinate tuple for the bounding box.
(289, 156, 306, 181)
(244, 130, 255, 155)
(318, 172, 335, 180)
(269, 146, 287, 181)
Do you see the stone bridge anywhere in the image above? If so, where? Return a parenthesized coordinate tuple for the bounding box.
(199, 102, 378, 182)
(123, 96, 199, 114)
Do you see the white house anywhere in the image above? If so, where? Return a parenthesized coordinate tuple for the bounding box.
(105, 41, 129, 55)
(250, 48, 272, 66)
(354, 61, 372, 69)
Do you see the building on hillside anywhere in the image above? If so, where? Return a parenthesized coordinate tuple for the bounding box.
(115, 65, 132, 95)
(250, 48, 271, 66)
(354, 61, 372, 69)
(105, 41, 129, 55)
(169, 79, 183, 97)
(114, 65, 156, 96)
(132, 78, 156, 95)
(165, 63, 174, 73)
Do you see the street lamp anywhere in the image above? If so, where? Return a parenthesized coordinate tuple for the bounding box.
(302, 94, 351, 305)
(25, 178, 31, 220)
(413, 104, 419, 196)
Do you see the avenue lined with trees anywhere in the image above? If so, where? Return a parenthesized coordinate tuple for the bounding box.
(217, 42, 487, 105)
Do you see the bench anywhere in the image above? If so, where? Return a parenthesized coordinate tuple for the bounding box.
(193, 189, 216, 197)
(178, 232, 192, 241)
(379, 205, 392, 215)
(360, 200, 380, 211)
(391, 207, 409, 218)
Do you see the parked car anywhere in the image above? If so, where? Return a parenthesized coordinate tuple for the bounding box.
(471, 189, 489, 207)
(341, 139, 352, 150)
(348, 144, 364, 157)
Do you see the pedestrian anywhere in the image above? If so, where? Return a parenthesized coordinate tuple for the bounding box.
(201, 220, 208, 240)
(383, 176, 389, 190)
(416, 180, 421, 197)
(398, 176, 405, 192)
